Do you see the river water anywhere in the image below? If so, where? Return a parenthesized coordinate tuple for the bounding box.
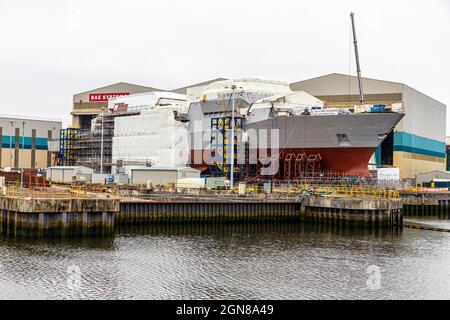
(0, 220, 449, 300)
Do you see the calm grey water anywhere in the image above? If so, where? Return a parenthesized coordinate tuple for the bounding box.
(1, 221, 450, 300)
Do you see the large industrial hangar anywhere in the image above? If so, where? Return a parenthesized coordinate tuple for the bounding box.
(71, 82, 163, 130)
(70, 79, 227, 130)
(290, 73, 446, 179)
(0, 115, 62, 169)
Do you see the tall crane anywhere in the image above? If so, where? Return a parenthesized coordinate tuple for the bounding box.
(350, 12, 365, 106)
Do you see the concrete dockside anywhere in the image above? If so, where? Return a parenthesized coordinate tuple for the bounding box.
(0, 193, 406, 237)
(301, 196, 403, 227)
(0, 196, 119, 237)
(400, 192, 450, 218)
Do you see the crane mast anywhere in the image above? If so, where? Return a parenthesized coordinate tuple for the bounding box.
(350, 12, 365, 106)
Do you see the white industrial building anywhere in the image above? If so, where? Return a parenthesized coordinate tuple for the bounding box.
(130, 167, 200, 186)
(47, 166, 93, 183)
(415, 170, 450, 186)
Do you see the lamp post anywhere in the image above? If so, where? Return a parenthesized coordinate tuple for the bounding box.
(9, 121, 13, 168)
(230, 83, 236, 191)
(20, 121, 25, 192)
(100, 107, 105, 174)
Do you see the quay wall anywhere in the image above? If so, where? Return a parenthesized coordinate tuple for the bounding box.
(301, 197, 403, 227)
(0, 194, 406, 237)
(117, 201, 301, 225)
(401, 192, 450, 218)
(0, 196, 119, 237)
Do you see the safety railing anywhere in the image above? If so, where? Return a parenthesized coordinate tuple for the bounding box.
(0, 179, 415, 201)
(1, 181, 113, 200)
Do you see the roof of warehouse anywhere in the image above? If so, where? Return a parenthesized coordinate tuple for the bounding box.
(0, 113, 62, 123)
(74, 82, 164, 95)
(109, 91, 187, 102)
(171, 78, 228, 94)
(291, 73, 405, 86)
(415, 170, 450, 177)
(290, 73, 446, 105)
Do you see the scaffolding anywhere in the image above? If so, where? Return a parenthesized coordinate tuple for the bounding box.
(57, 128, 79, 166)
(210, 116, 243, 181)
(278, 152, 323, 180)
(73, 110, 140, 174)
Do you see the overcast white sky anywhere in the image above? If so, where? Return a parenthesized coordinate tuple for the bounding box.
(0, 0, 449, 131)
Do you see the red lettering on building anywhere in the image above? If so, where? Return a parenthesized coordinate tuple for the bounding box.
(89, 92, 130, 102)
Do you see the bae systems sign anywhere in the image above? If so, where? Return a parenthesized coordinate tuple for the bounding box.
(89, 92, 130, 102)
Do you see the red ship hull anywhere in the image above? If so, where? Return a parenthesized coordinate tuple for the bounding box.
(189, 146, 376, 178)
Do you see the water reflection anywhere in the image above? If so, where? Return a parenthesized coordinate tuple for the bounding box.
(1, 235, 115, 250)
(116, 222, 403, 238)
(403, 206, 450, 220)
(0, 221, 449, 300)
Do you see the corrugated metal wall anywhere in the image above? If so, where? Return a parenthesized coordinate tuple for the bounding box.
(0, 116, 62, 168)
(394, 85, 446, 178)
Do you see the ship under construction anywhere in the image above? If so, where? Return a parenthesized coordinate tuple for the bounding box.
(186, 78, 404, 180)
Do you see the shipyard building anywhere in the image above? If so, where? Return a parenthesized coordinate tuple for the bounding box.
(446, 136, 450, 171)
(0, 115, 62, 169)
(71, 82, 163, 130)
(291, 73, 446, 179)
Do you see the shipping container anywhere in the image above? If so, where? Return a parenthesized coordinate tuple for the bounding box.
(370, 105, 386, 113)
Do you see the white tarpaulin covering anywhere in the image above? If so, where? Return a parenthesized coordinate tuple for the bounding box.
(112, 107, 189, 167)
(255, 91, 324, 106)
(195, 78, 292, 102)
(108, 91, 187, 113)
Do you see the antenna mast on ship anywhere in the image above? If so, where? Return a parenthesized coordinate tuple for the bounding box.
(350, 12, 365, 106)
